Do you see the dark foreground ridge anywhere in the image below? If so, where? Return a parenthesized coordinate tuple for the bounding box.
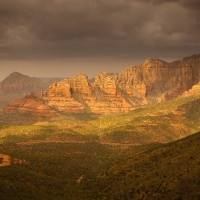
(85, 132, 200, 199)
(0, 132, 199, 199)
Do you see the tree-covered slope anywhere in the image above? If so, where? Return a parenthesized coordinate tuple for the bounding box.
(85, 132, 200, 199)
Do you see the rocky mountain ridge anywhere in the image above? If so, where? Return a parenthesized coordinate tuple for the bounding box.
(117, 54, 200, 103)
(2, 54, 200, 115)
(42, 54, 200, 114)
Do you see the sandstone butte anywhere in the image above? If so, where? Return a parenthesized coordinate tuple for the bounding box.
(42, 72, 133, 114)
(3, 54, 200, 116)
(3, 92, 56, 117)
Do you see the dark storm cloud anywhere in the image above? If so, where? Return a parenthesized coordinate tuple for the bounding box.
(138, 0, 178, 5)
(179, 0, 200, 10)
(139, 0, 200, 9)
(0, 0, 199, 60)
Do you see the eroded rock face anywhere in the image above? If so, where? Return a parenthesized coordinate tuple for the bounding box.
(40, 54, 200, 114)
(43, 72, 132, 114)
(117, 55, 200, 104)
(47, 73, 92, 97)
(49, 79, 72, 98)
(89, 72, 132, 113)
(94, 72, 117, 95)
(3, 93, 56, 117)
(47, 96, 85, 113)
(70, 73, 92, 95)
(87, 96, 132, 114)
(42, 74, 90, 113)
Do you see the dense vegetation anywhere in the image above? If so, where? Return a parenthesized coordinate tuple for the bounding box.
(0, 132, 199, 199)
(0, 142, 119, 199)
(85, 132, 200, 199)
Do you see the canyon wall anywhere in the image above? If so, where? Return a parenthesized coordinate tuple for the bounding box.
(40, 55, 200, 114)
(117, 55, 200, 104)
(3, 54, 200, 115)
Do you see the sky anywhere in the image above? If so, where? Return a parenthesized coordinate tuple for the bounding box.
(0, 0, 200, 80)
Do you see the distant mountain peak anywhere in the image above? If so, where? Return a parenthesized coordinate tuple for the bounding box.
(7, 71, 28, 77)
(10, 71, 23, 75)
(2, 71, 30, 83)
(0, 72, 48, 102)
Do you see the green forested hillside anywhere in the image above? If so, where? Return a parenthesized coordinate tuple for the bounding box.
(85, 132, 200, 200)
(0, 142, 118, 200)
(93, 94, 200, 144)
(0, 132, 199, 199)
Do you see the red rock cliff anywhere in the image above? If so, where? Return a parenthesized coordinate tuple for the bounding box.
(3, 93, 56, 117)
(40, 54, 200, 114)
(117, 54, 200, 104)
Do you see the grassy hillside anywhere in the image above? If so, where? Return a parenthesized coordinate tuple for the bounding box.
(1, 93, 200, 146)
(92, 94, 200, 144)
(85, 132, 200, 199)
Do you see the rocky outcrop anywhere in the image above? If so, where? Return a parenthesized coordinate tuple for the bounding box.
(94, 72, 117, 95)
(70, 73, 92, 95)
(47, 73, 92, 97)
(43, 72, 132, 114)
(4, 54, 200, 115)
(42, 74, 90, 113)
(3, 93, 56, 117)
(90, 72, 132, 114)
(49, 79, 72, 98)
(46, 96, 85, 113)
(39, 54, 200, 114)
(117, 54, 200, 104)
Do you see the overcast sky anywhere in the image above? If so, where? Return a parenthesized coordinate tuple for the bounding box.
(0, 0, 200, 80)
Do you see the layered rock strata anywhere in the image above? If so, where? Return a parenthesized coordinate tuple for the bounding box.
(3, 93, 56, 117)
(91, 72, 132, 114)
(117, 55, 200, 104)
(40, 54, 200, 114)
(4, 54, 200, 115)
(42, 74, 91, 113)
(42, 73, 132, 114)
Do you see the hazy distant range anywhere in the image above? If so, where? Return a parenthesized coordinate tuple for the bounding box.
(38, 77, 66, 83)
(38, 77, 96, 84)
